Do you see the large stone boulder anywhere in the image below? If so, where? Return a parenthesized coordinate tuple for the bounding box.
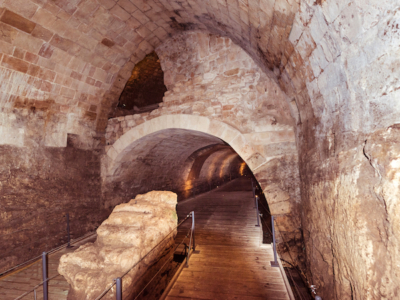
(58, 191, 178, 300)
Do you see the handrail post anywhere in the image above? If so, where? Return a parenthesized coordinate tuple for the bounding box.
(185, 245, 189, 267)
(42, 252, 48, 300)
(270, 216, 279, 267)
(191, 211, 195, 251)
(251, 179, 256, 208)
(255, 195, 260, 227)
(116, 277, 122, 300)
(66, 213, 73, 248)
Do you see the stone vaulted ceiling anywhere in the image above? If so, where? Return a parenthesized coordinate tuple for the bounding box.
(0, 0, 299, 145)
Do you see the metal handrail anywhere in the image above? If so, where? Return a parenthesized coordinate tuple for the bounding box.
(95, 211, 196, 300)
(14, 273, 60, 300)
(132, 226, 192, 300)
(255, 189, 322, 299)
(1, 228, 96, 278)
(8, 232, 96, 300)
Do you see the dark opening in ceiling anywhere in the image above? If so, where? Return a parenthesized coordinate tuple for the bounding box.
(116, 51, 167, 113)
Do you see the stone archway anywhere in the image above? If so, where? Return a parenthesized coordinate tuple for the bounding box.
(102, 113, 301, 270)
(104, 114, 267, 176)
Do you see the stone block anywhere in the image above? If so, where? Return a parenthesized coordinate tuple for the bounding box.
(37, 67, 56, 81)
(4, 0, 39, 19)
(197, 32, 209, 59)
(68, 57, 86, 73)
(334, 1, 362, 42)
(97, 0, 116, 9)
(60, 86, 75, 98)
(320, 0, 350, 23)
(38, 43, 54, 59)
(295, 30, 316, 60)
(1, 10, 36, 34)
(58, 191, 177, 300)
(12, 48, 25, 59)
(309, 8, 328, 44)
(49, 34, 75, 53)
(274, 214, 297, 232)
(32, 8, 58, 28)
(0, 40, 13, 56)
(93, 68, 107, 82)
(118, 0, 137, 14)
(209, 34, 224, 53)
(0, 22, 19, 45)
(246, 152, 267, 171)
(134, 0, 153, 12)
(230, 134, 254, 160)
(269, 200, 292, 215)
(51, 0, 81, 15)
(27, 64, 40, 77)
(1, 55, 29, 73)
(31, 24, 54, 42)
(110, 4, 131, 21)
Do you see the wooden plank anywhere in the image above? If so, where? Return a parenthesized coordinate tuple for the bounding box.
(166, 178, 292, 300)
(0, 235, 95, 300)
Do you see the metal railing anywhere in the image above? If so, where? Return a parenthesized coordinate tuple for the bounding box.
(251, 180, 323, 300)
(10, 231, 96, 300)
(95, 211, 196, 300)
(0, 213, 84, 279)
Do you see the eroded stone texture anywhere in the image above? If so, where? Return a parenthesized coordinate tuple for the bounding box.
(254, 153, 303, 268)
(0, 143, 105, 273)
(0, 0, 399, 298)
(289, 1, 400, 298)
(300, 126, 400, 299)
(58, 190, 178, 300)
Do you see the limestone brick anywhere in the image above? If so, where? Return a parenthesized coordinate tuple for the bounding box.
(0, 1, 398, 297)
(3, 0, 39, 19)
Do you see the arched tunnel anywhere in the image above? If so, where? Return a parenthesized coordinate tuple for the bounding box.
(102, 128, 250, 207)
(0, 0, 399, 299)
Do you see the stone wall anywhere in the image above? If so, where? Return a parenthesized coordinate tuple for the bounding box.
(0, 0, 300, 143)
(286, 1, 400, 298)
(104, 31, 302, 271)
(1, 0, 399, 297)
(0, 143, 106, 273)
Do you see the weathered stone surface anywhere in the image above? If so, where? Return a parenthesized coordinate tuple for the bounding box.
(0, 143, 104, 273)
(0, 0, 399, 298)
(58, 191, 178, 300)
(300, 127, 400, 299)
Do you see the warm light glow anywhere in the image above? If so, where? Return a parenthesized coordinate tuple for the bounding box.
(219, 153, 238, 178)
(206, 151, 228, 182)
(239, 162, 246, 176)
(184, 179, 193, 198)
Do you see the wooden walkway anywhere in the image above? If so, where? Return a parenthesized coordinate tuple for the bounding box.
(0, 177, 291, 300)
(167, 178, 291, 300)
(0, 235, 96, 300)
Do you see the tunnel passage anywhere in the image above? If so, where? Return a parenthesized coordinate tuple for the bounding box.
(102, 128, 251, 210)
